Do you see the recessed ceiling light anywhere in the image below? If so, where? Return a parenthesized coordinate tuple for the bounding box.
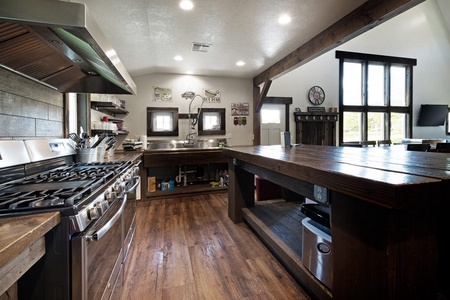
(186, 71, 193, 74)
(278, 14, 292, 25)
(180, 0, 193, 10)
(174, 55, 183, 61)
(236, 61, 245, 67)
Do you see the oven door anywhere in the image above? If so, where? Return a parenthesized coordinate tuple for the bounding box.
(72, 194, 126, 300)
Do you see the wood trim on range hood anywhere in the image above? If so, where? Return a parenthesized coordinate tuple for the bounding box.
(0, 0, 137, 95)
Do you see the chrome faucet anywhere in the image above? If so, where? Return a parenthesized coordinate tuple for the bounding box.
(185, 94, 205, 145)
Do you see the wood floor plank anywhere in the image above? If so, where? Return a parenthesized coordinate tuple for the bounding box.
(246, 255, 311, 300)
(162, 283, 198, 300)
(121, 248, 164, 299)
(162, 199, 195, 289)
(122, 193, 312, 300)
(135, 199, 166, 251)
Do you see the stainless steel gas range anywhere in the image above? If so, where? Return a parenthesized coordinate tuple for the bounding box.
(0, 139, 140, 300)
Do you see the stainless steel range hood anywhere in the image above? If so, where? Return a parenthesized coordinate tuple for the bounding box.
(0, 0, 137, 95)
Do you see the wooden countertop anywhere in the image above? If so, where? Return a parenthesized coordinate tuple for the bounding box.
(224, 144, 450, 299)
(0, 212, 60, 269)
(0, 212, 60, 294)
(104, 150, 142, 163)
(223, 145, 450, 209)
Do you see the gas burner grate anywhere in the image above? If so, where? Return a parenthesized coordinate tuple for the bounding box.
(0, 160, 132, 215)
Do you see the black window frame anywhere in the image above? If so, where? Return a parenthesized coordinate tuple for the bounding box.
(336, 51, 417, 145)
(146, 107, 179, 137)
(198, 108, 226, 136)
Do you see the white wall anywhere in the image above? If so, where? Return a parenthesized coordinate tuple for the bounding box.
(120, 74, 253, 147)
(268, 0, 450, 142)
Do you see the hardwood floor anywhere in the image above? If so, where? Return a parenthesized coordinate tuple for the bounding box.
(121, 193, 312, 300)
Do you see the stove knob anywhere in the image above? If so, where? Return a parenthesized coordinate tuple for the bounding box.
(105, 190, 116, 202)
(123, 173, 132, 182)
(100, 200, 109, 212)
(114, 180, 123, 194)
(88, 207, 100, 220)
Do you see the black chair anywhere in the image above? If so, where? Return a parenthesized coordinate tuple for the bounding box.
(377, 139, 391, 147)
(341, 141, 377, 147)
(360, 140, 377, 147)
(406, 143, 431, 152)
(436, 143, 450, 153)
(340, 142, 362, 147)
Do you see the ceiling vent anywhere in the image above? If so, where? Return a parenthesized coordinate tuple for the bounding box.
(191, 42, 211, 53)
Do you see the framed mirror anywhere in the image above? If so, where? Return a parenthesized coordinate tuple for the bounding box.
(198, 108, 226, 136)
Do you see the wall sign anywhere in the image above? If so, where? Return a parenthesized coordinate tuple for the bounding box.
(233, 117, 247, 126)
(203, 89, 221, 103)
(153, 87, 172, 101)
(181, 91, 195, 99)
(307, 106, 326, 112)
(231, 102, 249, 116)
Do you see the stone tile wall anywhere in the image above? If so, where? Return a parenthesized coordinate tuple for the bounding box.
(0, 67, 64, 139)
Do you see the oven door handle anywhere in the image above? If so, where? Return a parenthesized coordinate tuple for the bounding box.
(126, 176, 141, 194)
(86, 193, 128, 242)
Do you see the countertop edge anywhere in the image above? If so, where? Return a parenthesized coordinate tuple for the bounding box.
(0, 211, 60, 269)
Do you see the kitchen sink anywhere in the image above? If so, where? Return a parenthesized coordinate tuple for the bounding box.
(146, 139, 225, 151)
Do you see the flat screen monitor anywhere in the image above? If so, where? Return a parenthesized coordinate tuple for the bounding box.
(417, 104, 448, 126)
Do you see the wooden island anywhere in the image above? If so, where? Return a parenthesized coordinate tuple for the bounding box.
(223, 144, 450, 300)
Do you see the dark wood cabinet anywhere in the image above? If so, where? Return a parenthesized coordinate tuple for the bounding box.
(294, 112, 338, 146)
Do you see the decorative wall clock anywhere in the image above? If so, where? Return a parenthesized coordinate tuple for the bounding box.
(308, 86, 325, 105)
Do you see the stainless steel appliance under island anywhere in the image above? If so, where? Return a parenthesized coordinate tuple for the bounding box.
(223, 144, 450, 300)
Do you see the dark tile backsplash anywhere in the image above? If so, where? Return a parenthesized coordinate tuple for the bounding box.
(0, 67, 64, 140)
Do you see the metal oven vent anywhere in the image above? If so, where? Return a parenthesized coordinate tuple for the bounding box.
(191, 42, 212, 53)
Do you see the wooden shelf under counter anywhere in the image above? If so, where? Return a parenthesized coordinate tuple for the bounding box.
(142, 148, 228, 199)
(144, 183, 228, 200)
(242, 199, 331, 300)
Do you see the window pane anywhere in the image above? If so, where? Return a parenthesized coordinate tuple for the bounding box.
(261, 109, 280, 124)
(343, 112, 362, 142)
(153, 112, 173, 131)
(343, 62, 362, 105)
(368, 64, 385, 106)
(391, 66, 407, 106)
(391, 113, 406, 143)
(203, 112, 220, 130)
(367, 112, 384, 141)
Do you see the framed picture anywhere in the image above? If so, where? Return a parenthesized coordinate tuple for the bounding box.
(231, 102, 249, 116)
(203, 89, 221, 103)
(153, 87, 172, 101)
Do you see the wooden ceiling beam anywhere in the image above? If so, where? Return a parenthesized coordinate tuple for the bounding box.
(254, 80, 272, 113)
(253, 0, 425, 86)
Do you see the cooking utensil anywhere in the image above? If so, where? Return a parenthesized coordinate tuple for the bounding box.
(69, 133, 82, 146)
(103, 136, 115, 146)
(105, 138, 116, 151)
(80, 132, 90, 148)
(91, 132, 108, 148)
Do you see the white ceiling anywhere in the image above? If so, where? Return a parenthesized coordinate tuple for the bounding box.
(76, 0, 366, 78)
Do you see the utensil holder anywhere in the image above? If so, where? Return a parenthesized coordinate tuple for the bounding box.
(75, 148, 96, 163)
(96, 146, 106, 162)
